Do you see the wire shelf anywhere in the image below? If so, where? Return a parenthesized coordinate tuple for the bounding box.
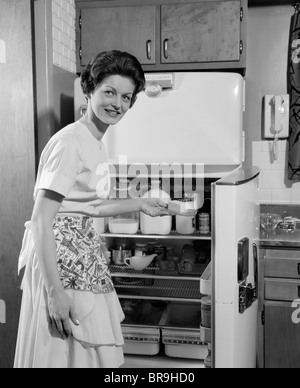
(110, 264, 206, 280)
(114, 279, 201, 302)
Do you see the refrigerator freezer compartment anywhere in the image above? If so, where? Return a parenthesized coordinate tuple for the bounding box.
(122, 325, 161, 356)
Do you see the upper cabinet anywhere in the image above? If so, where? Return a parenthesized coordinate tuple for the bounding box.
(79, 5, 156, 66)
(75, 0, 247, 74)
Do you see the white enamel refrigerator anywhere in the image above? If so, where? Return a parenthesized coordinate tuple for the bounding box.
(74, 72, 260, 368)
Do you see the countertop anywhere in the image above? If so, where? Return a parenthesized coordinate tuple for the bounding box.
(257, 230, 300, 248)
(257, 203, 300, 248)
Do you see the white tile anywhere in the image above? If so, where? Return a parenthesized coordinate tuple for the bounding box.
(252, 151, 272, 169)
(271, 189, 292, 204)
(262, 170, 286, 189)
(257, 189, 272, 203)
(291, 189, 300, 204)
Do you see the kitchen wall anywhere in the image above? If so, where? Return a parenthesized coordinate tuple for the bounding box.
(245, 5, 298, 204)
(52, 0, 77, 73)
(0, 0, 35, 368)
(35, 0, 77, 158)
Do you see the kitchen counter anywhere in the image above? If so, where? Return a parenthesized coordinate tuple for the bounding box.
(257, 229, 300, 248)
(256, 203, 300, 248)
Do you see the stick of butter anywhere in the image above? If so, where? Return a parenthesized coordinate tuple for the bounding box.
(168, 200, 187, 213)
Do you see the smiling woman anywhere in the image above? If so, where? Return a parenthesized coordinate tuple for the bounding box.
(14, 50, 169, 369)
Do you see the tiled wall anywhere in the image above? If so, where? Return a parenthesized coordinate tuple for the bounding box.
(252, 140, 300, 204)
(52, 0, 76, 73)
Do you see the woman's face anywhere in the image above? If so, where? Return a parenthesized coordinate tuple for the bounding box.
(89, 75, 136, 125)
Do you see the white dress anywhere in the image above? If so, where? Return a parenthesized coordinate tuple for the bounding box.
(14, 122, 125, 368)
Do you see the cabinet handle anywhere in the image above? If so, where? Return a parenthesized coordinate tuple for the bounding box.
(298, 263, 300, 275)
(163, 39, 169, 60)
(146, 40, 152, 61)
(298, 286, 300, 298)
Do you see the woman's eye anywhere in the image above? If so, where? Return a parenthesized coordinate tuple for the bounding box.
(123, 96, 131, 102)
(105, 90, 114, 96)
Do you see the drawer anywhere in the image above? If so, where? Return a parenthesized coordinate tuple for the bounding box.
(264, 249, 300, 279)
(265, 278, 300, 301)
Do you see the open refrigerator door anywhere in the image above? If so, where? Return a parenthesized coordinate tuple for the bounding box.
(211, 167, 260, 368)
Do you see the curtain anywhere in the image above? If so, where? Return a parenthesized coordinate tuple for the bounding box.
(288, 4, 300, 180)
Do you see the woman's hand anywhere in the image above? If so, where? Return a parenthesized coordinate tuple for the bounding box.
(140, 198, 170, 217)
(47, 288, 80, 340)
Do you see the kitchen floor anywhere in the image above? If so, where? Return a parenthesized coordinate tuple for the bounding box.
(122, 355, 205, 368)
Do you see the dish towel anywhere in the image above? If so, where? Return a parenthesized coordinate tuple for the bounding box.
(288, 3, 300, 180)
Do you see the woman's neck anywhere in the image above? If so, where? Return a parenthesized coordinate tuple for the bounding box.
(79, 113, 109, 141)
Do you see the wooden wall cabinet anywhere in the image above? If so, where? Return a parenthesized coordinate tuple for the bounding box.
(258, 248, 300, 368)
(75, 0, 247, 74)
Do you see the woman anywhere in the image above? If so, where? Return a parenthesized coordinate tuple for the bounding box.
(14, 50, 169, 368)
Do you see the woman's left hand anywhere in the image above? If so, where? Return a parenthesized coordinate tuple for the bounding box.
(140, 198, 170, 217)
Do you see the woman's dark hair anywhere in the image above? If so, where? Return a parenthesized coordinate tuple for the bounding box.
(80, 50, 145, 108)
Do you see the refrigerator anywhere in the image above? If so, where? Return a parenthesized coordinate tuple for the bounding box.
(74, 72, 260, 368)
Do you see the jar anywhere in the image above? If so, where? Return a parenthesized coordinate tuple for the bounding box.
(201, 296, 212, 328)
(111, 238, 132, 266)
(199, 213, 210, 235)
(140, 179, 172, 235)
(204, 343, 212, 369)
(108, 178, 139, 234)
(176, 214, 196, 234)
(134, 243, 148, 257)
(183, 192, 197, 210)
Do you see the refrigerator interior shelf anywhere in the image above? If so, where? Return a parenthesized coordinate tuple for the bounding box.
(114, 279, 201, 301)
(101, 230, 211, 241)
(110, 264, 206, 280)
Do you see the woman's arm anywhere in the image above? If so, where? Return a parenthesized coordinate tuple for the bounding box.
(98, 198, 170, 218)
(31, 189, 79, 340)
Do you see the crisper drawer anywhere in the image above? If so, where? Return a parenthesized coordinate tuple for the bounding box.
(265, 278, 300, 301)
(264, 249, 300, 279)
(122, 326, 161, 356)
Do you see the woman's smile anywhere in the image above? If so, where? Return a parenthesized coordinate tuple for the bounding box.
(90, 75, 135, 125)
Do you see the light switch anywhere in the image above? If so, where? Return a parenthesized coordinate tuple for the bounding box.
(0, 39, 6, 64)
(264, 95, 289, 139)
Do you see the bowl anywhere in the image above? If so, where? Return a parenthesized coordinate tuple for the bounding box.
(260, 213, 282, 232)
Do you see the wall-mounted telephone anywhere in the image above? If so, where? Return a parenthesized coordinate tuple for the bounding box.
(264, 94, 289, 160)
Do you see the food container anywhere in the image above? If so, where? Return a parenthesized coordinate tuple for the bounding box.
(108, 179, 139, 234)
(175, 214, 196, 234)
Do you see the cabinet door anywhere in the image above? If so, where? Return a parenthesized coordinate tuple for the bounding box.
(265, 303, 300, 368)
(161, 1, 241, 64)
(79, 5, 156, 68)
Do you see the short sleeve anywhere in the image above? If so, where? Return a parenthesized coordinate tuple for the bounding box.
(36, 135, 82, 198)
